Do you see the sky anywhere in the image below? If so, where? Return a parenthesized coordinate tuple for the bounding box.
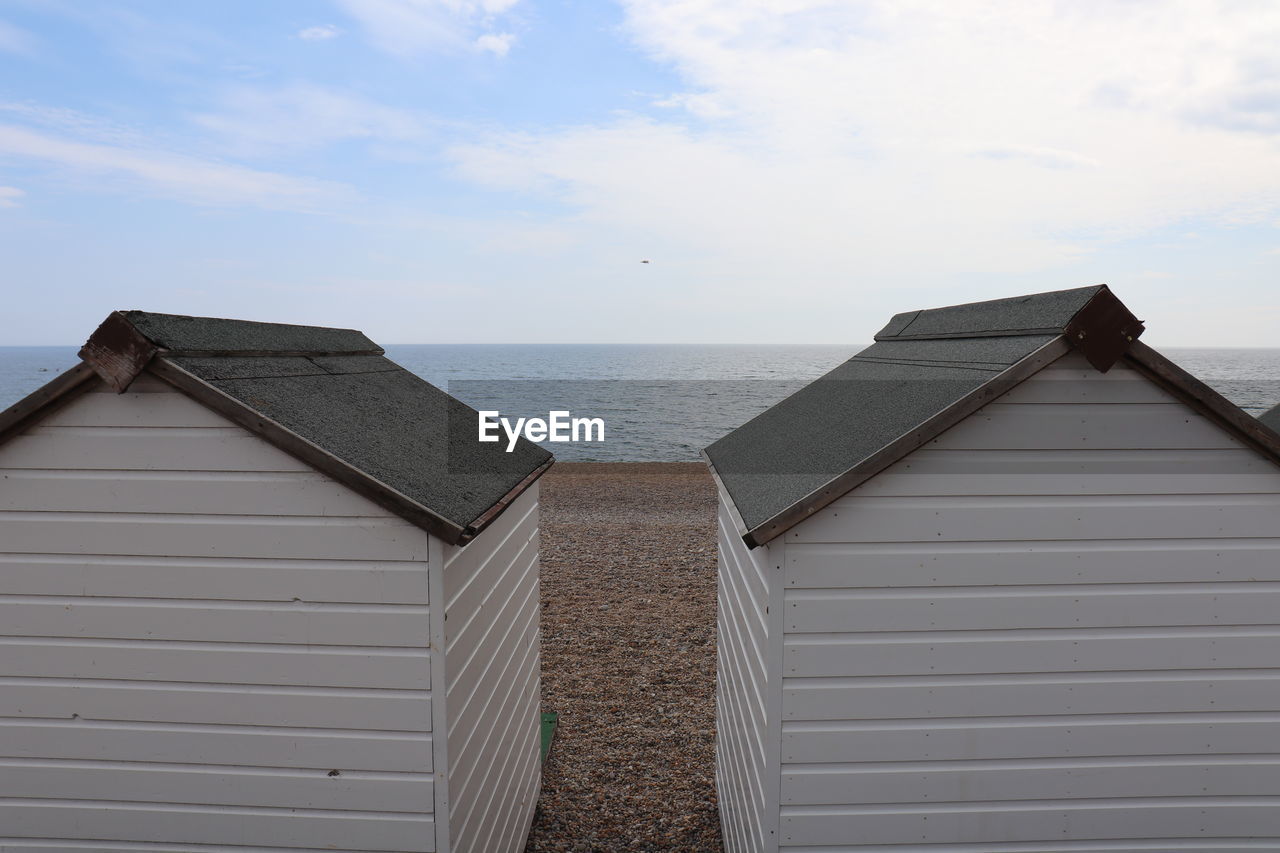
(0, 0, 1278, 346)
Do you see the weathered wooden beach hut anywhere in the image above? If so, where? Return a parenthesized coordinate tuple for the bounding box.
(704, 285, 1280, 852)
(0, 310, 552, 853)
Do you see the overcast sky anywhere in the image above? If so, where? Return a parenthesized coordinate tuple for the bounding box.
(1, 0, 1277, 345)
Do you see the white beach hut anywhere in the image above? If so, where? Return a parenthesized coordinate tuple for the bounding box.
(0, 310, 552, 853)
(704, 285, 1280, 852)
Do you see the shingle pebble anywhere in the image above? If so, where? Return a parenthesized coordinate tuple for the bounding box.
(525, 462, 722, 853)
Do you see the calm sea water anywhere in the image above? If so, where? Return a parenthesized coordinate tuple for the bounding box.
(4, 344, 1279, 461)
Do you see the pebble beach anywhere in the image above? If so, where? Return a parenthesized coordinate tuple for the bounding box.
(526, 462, 723, 852)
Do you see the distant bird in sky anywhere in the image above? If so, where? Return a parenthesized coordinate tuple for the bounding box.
(640, 259, 650, 264)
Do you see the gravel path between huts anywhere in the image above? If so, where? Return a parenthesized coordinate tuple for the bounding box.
(525, 462, 723, 852)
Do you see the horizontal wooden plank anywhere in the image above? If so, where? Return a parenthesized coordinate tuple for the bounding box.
(784, 671, 1280, 721)
(0, 554, 428, 604)
(0, 470, 390, 517)
(0, 429, 311, 471)
(785, 584, 1280, 633)
(850, 471, 1280, 497)
(1035, 356, 1143, 379)
(84, 373, 171, 393)
(41, 390, 231, 427)
(0, 760, 433, 812)
(881, 447, 1271, 477)
(0, 843, 414, 853)
(0, 802, 433, 851)
(775, 841, 1280, 852)
(848, 447, 1280, 499)
(990, 377, 1176, 404)
(785, 628, 1280, 678)
(780, 800, 1280, 846)
(0, 513, 428, 561)
(0, 680, 431, 731)
(784, 540, 1280, 589)
(930, 404, 1240, 451)
(782, 715, 1280, 764)
(782, 757, 1280, 805)
(0, 718, 432, 771)
(0, 598, 430, 647)
(786, 495, 1280, 544)
(0, 639, 430, 689)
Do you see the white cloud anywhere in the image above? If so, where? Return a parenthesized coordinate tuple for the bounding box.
(0, 19, 36, 56)
(474, 32, 513, 55)
(447, 0, 1280, 298)
(191, 85, 431, 155)
(298, 24, 341, 40)
(336, 0, 520, 56)
(0, 186, 24, 207)
(0, 123, 349, 212)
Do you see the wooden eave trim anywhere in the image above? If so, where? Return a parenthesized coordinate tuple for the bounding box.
(741, 335, 1073, 549)
(1125, 341, 1280, 468)
(1062, 284, 1145, 372)
(79, 310, 159, 393)
(460, 455, 556, 545)
(701, 449, 751, 542)
(147, 357, 471, 545)
(0, 362, 97, 447)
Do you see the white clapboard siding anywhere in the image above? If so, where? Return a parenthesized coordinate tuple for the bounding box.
(0, 759, 433, 812)
(0, 378, 438, 852)
(781, 713, 1280, 764)
(440, 484, 541, 853)
(774, 351, 1280, 850)
(0, 554, 429, 604)
(716, 498, 775, 853)
(0, 597, 430, 645)
(1, 719, 433, 771)
(0, 803, 434, 852)
(0, 679, 431, 731)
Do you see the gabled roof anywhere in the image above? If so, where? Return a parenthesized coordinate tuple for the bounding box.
(705, 285, 1280, 548)
(0, 310, 553, 545)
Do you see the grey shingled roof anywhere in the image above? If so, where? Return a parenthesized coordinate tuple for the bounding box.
(80, 311, 553, 544)
(1260, 403, 1280, 432)
(122, 310, 379, 354)
(704, 285, 1135, 546)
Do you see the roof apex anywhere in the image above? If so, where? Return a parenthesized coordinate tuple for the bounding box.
(874, 285, 1144, 371)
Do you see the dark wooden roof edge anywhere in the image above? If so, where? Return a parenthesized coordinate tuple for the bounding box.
(702, 449, 752, 542)
(79, 311, 158, 393)
(1124, 342, 1280, 469)
(0, 362, 98, 447)
(739, 336, 1074, 549)
(147, 357, 473, 545)
(1063, 284, 1145, 372)
(460, 455, 556, 545)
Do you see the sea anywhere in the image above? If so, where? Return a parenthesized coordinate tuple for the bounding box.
(3, 345, 1280, 461)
